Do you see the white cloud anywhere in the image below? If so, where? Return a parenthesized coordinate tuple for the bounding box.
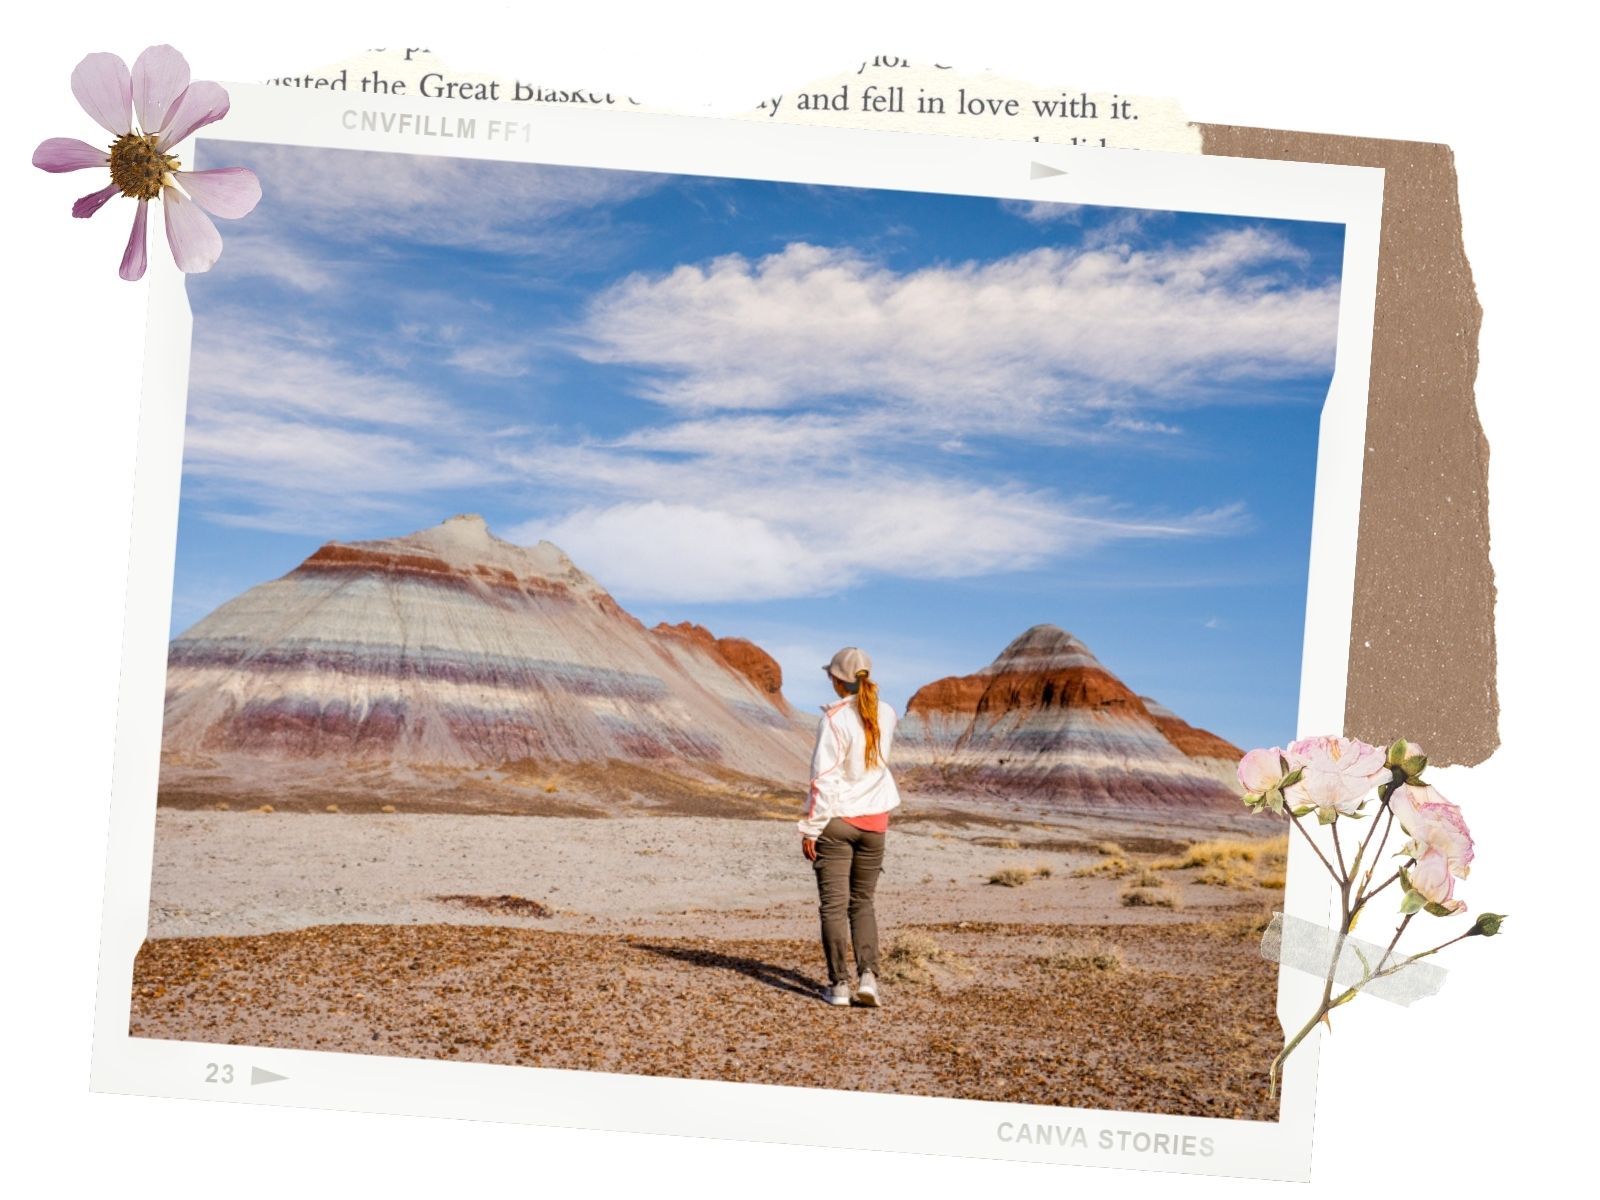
(211, 227, 337, 292)
(572, 231, 1338, 425)
(1001, 199, 1085, 224)
(506, 437, 1245, 603)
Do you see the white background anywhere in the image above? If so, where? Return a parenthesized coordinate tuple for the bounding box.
(4, 3, 1588, 1195)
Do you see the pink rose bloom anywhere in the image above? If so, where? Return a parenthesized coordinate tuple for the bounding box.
(1407, 849, 1468, 914)
(1284, 735, 1388, 819)
(1390, 783, 1474, 877)
(1237, 747, 1286, 794)
(1392, 783, 1473, 916)
(32, 45, 260, 280)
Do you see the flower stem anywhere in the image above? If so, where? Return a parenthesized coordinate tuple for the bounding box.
(1287, 809, 1341, 882)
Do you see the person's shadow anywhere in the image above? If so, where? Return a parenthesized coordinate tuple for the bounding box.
(634, 944, 821, 1000)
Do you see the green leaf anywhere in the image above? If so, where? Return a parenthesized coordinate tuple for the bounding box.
(1353, 945, 1373, 980)
(1423, 900, 1460, 918)
(1291, 804, 1315, 818)
(1387, 738, 1409, 765)
(1400, 890, 1425, 915)
(1317, 806, 1337, 825)
(1280, 767, 1304, 788)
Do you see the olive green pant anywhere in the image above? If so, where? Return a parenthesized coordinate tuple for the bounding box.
(811, 817, 885, 985)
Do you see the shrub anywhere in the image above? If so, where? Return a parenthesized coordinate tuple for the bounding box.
(1207, 909, 1277, 939)
(1072, 855, 1131, 879)
(989, 867, 1033, 887)
(1096, 841, 1126, 857)
(1120, 884, 1181, 909)
(1154, 836, 1288, 888)
(1044, 937, 1126, 973)
(880, 931, 969, 984)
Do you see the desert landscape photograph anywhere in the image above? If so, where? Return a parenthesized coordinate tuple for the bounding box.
(131, 142, 1346, 1120)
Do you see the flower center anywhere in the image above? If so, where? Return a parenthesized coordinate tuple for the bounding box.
(108, 133, 179, 200)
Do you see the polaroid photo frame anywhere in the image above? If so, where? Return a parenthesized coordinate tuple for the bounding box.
(89, 83, 1383, 1181)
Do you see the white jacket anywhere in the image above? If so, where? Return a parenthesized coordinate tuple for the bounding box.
(798, 694, 902, 838)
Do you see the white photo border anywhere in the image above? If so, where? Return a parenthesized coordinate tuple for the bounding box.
(89, 83, 1385, 1182)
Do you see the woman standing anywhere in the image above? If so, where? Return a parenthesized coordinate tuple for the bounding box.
(799, 646, 901, 1007)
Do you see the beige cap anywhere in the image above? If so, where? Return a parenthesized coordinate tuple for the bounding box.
(823, 646, 873, 682)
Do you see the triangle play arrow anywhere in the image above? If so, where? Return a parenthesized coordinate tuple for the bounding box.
(250, 1066, 288, 1086)
(1029, 161, 1068, 179)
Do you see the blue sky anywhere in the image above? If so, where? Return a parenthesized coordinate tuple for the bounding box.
(173, 139, 1345, 750)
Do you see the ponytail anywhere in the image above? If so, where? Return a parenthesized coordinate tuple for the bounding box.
(855, 669, 882, 769)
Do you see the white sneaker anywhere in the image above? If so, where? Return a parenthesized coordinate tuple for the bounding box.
(823, 982, 852, 1006)
(853, 971, 881, 1008)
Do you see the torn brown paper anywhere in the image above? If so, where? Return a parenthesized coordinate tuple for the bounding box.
(1198, 127, 1496, 765)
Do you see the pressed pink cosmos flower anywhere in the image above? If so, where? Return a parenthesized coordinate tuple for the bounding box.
(32, 45, 260, 280)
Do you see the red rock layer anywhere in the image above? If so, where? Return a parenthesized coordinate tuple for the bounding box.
(652, 622, 786, 707)
(1147, 710, 1243, 762)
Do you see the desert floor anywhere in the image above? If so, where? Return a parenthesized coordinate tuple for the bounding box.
(130, 802, 1287, 1120)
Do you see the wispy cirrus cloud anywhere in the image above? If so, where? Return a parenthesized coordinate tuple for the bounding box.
(206, 140, 671, 257)
(497, 434, 1247, 603)
(182, 318, 511, 533)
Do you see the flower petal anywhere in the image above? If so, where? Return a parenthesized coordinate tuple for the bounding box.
(163, 189, 223, 273)
(1237, 747, 1284, 793)
(155, 80, 230, 150)
(33, 137, 110, 173)
(71, 52, 132, 136)
(121, 200, 150, 281)
(73, 184, 121, 219)
(132, 45, 191, 135)
(174, 167, 261, 219)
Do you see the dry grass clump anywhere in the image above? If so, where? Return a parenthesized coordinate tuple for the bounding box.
(1073, 854, 1132, 879)
(1131, 867, 1164, 888)
(1096, 841, 1126, 856)
(880, 930, 970, 985)
(1203, 908, 1278, 940)
(380, 804, 397, 814)
(989, 863, 1052, 887)
(1120, 884, 1182, 909)
(996, 838, 1021, 850)
(255, 804, 274, 814)
(1153, 836, 1288, 889)
(324, 804, 340, 813)
(1043, 937, 1126, 973)
(435, 894, 553, 917)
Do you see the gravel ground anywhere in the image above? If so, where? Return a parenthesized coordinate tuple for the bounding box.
(131, 917, 1282, 1119)
(133, 806, 1286, 1117)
